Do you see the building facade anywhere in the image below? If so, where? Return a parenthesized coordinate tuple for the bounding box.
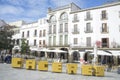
(10, 2, 120, 62)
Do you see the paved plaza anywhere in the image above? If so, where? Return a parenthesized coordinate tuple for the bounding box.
(0, 63, 120, 80)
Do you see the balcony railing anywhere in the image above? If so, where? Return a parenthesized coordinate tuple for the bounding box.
(72, 31, 79, 34)
(72, 19, 79, 22)
(84, 16, 93, 21)
(101, 13, 108, 20)
(84, 29, 93, 33)
(101, 27, 109, 33)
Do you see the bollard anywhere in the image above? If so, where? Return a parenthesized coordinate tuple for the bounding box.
(81, 65, 93, 76)
(26, 59, 36, 70)
(52, 62, 62, 73)
(11, 58, 23, 68)
(38, 61, 48, 71)
(93, 65, 105, 77)
(67, 63, 78, 74)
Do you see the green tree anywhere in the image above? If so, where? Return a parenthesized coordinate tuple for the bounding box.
(20, 39, 30, 55)
(0, 25, 14, 51)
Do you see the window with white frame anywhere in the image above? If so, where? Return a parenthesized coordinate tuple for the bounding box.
(50, 15, 56, 22)
(49, 26, 52, 34)
(73, 14, 78, 21)
(22, 32, 24, 38)
(27, 31, 29, 37)
(49, 37, 52, 46)
(119, 25, 120, 32)
(65, 35, 68, 45)
(65, 23, 68, 32)
(60, 12, 68, 20)
(53, 25, 56, 33)
(59, 35, 63, 45)
(74, 24, 78, 32)
(101, 10, 107, 19)
(53, 36, 56, 46)
(74, 38, 78, 44)
(102, 23, 108, 32)
(86, 23, 91, 32)
(34, 30, 37, 37)
(34, 39, 36, 46)
(43, 30, 46, 37)
(39, 30, 42, 37)
(60, 24, 63, 33)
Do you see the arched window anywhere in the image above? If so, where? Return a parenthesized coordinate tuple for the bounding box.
(49, 15, 56, 23)
(60, 12, 68, 20)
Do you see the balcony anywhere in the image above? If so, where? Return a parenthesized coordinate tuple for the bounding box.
(72, 19, 79, 23)
(84, 16, 93, 21)
(72, 31, 79, 34)
(101, 27, 109, 34)
(48, 31, 52, 34)
(101, 14, 108, 20)
(84, 29, 93, 33)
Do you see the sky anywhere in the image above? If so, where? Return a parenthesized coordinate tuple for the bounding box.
(0, 0, 118, 23)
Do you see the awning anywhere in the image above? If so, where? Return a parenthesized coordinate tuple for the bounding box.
(90, 50, 112, 56)
(38, 49, 67, 53)
(107, 50, 120, 56)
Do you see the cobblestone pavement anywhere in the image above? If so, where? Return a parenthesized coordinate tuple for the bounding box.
(0, 63, 120, 80)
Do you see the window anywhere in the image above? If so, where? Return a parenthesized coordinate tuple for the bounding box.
(22, 32, 24, 38)
(86, 23, 91, 31)
(119, 11, 120, 18)
(50, 15, 56, 23)
(43, 30, 46, 36)
(39, 30, 42, 37)
(39, 40, 42, 47)
(85, 11, 92, 20)
(49, 26, 52, 34)
(53, 25, 56, 33)
(101, 10, 107, 19)
(27, 31, 29, 37)
(74, 38, 78, 44)
(49, 37, 52, 46)
(72, 24, 79, 34)
(27, 40, 29, 45)
(85, 23, 92, 33)
(60, 12, 68, 20)
(43, 40, 45, 46)
(34, 30, 37, 37)
(74, 24, 78, 32)
(16, 39, 19, 45)
(102, 23, 108, 33)
(60, 24, 63, 33)
(73, 14, 79, 22)
(86, 37, 91, 47)
(65, 23, 68, 32)
(34, 39, 36, 46)
(65, 35, 68, 45)
(53, 36, 56, 46)
(59, 35, 63, 45)
(119, 26, 120, 32)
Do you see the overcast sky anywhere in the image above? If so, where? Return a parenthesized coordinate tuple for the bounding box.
(0, 0, 118, 23)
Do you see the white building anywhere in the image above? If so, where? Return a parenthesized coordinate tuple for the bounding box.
(10, 2, 120, 62)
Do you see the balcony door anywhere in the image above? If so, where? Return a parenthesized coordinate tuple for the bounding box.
(101, 38, 109, 48)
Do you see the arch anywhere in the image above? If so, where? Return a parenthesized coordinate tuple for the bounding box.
(72, 51, 80, 62)
(49, 15, 56, 22)
(60, 12, 68, 20)
(84, 51, 92, 62)
(59, 48, 68, 62)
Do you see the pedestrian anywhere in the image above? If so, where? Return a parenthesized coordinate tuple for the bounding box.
(107, 63, 112, 72)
